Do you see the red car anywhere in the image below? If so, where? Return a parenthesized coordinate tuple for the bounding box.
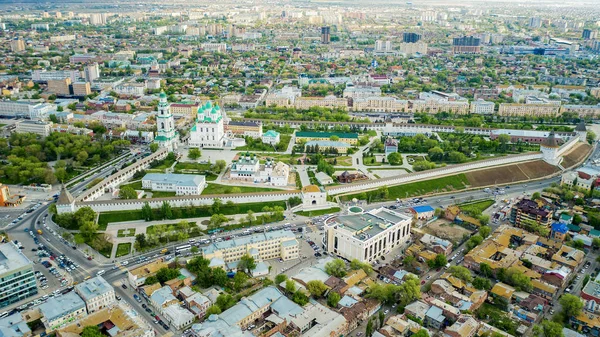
(421, 280, 425, 285)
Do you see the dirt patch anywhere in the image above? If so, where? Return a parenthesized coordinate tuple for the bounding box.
(422, 218, 473, 243)
(561, 143, 592, 169)
(517, 161, 560, 178)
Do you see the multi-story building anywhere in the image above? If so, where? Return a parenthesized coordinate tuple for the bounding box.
(498, 103, 560, 117)
(15, 120, 52, 137)
(72, 82, 91, 96)
(0, 243, 37, 308)
(324, 207, 412, 263)
(403, 32, 421, 43)
(84, 63, 100, 83)
(583, 29, 598, 40)
(114, 82, 146, 96)
(141, 173, 206, 195)
(31, 23, 50, 31)
(150, 286, 179, 316)
(38, 292, 86, 331)
(296, 131, 358, 145)
(50, 35, 76, 43)
(294, 95, 347, 110)
(32, 69, 80, 82)
(509, 199, 552, 229)
(374, 40, 393, 53)
(343, 86, 381, 100)
(265, 86, 302, 107)
(305, 140, 351, 154)
(69, 54, 97, 64)
(170, 102, 200, 117)
(560, 104, 600, 118)
(200, 43, 227, 53)
(10, 39, 25, 52)
(47, 78, 72, 95)
(202, 230, 299, 264)
(452, 36, 481, 54)
(74, 276, 115, 313)
(397, 42, 428, 55)
(188, 101, 225, 148)
(469, 99, 495, 114)
(89, 13, 107, 26)
(262, 130, 280, 145)
(225, 121, 263, 138)
(352, 96, 409, 113)
(155, 91, 178, 152)
(321, 26, 331, 44)
(127, 259, 168, 288)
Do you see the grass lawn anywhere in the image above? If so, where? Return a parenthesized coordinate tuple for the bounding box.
(341, 174, 469, 202)
(174, 162, 212, 171)
(88, 235, 112, 258)
(295, 207, 340, 217)
(146, 222, 204, 243)
(152, 157, 176, 170)
(122, 180, 142, 190)
(458, 199, 495, 216)
(235, 135, 292, 152)
(0, 124, 6, 128)
(99, 201, 288, 227)
(202, 183, 280, 195)
(326, 156, 353, 167)
(363, 159, 383, 166)
(115, 243, 131, 258)
(117, 229, 136, 238)
(148, 191, 177, 198)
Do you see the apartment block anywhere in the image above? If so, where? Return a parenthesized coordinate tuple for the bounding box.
(0, 243, 38, 308)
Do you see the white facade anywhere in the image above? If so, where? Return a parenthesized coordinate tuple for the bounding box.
(469, 99, 495, 114)
(32, 69, 80, 82)
(324, 207, 412, 263)
(230, 154, 260, 179)
(201, 43, 227, 52)
(163, 304, 195, 330)
(114, 82, 146, 96)
(188, 101, 225, 148)
(15, 120, 52, 137)
(262, 130, 280, 145)
(141, 173, 206, 195)
(74, 276, 116, 313)
(257, 160, 290, 186)
(155, 92, 178, 151)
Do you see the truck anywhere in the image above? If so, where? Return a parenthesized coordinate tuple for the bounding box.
(37, 229, 43, 235)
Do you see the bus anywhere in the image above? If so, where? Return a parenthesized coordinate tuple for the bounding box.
(176, 244, 192, 252)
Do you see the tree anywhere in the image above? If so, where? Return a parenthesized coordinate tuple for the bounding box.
(161, 201, 172, 219)
(533, 320, 564, 337)
(378, 310, 385, 329)
(307, 280, 328, 298)
(327, 291, 341, 307)
(135, 234, 147, 251)
(141, 202, 153, 221)
(216, 294, 236, 311)
(81, 326, 104, 337)
(288, 196, 302, 207)
(479, 225, 491, 238)
(119, 186, 138, 199)
(80, 221, 99, 242)
(285, 279, 296, 294)
(238, 254, 257, 274)
(275, 274, 288, 284)
(191, 246, 199, 254)
(324, 258, 347, 277)
(560, 294, 583, 319)
(292, 290, 309, 306)
(209, 214, 228, 228)
(213, 160, 227, 173)
(188, 148, 201, 160)
(473, 277, 492, 290)
(206, 305, 222, 316)
(532, 192, 541, 200)
(467, 234, 483, 250)
(387, 152, 403, 165)
(412, 330, 429, 337)
(448, 266, 473, 283)
(427, 254, 447, 268)
(144, 276, 159, 285)
(366, 319, 374, 337)
(350, 259, 373, 274)
(156, 267, 180, 283)
(480, 263, 493, 277)
(149, 143, 159, 153)
(593, 238, 600, 250)
(233, 272, 249, 291)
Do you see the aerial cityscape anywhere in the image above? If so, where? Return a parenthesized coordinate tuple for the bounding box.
(1, 0, 600, 336)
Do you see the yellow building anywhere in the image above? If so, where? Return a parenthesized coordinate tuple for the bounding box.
(552, 245, 585, 269)
(498, 103, 560, 117)
(170, 103, 200, 117)
(490, 282, 515, 301)
(72, 82, 91, 96)
(352, 96, 409, 113)
(296, 131, 359, 145)
(294, 95, 348, 110)
(127, 258, 168, 287)
(560, 104, 600, 118)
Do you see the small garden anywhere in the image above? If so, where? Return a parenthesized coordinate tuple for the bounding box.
(116, 243, 131, 258)
(117, 228, 136, 237)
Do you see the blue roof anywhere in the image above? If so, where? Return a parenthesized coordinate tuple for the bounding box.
(412, 205, 434, 213)
(552, 222, 568, 234)
(425, 306, 445, 322)
(338, 295, 359, 307)
(38, 292, 85, 322)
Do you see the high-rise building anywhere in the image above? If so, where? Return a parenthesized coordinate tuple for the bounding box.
(89, 13, 107, 26)
(84, 62, 100, 82)
(55, 12, 62, 19)
(452, 36, 481, 54)
(583, 29, 598, 40)
(321, 26, 330, 44)
(10, 39, 25, 52)
(403, 32, 421, 43)
(47, 78, 72, 95)
(155, 91, 178, 152)
(0, 243, 38, 308)
(72, 82, 91, 96)
(375, 40, 392, 52)
(529, 17, 542, 29)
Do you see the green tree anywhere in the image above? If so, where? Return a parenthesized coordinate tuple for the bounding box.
(532, 192, 541, 200)
(559, 294, 583, 320)
(378, 310, 385, 329)
(205, 305, 222, 316)
(350, 259, 373, 274)
(480, 263, 493, 277)
(216, 294, 236, 311)
(306, 280, 328, 298)
(448, 266, 473, 283)
(387, 152, 403, 165)
(233, 272, 249, 291)
(135, 234, 147, 251)
(472, 277, 492, 290)
(324, 258, 347, 277)
(285, 279, 296, 294)
(161, 201, 172, 219)
(188, 148, 201, 160)
(119, 186, 138, 199)
(141, 202, 153, 221)
(81, 325, 104, 337)
(238, 254, 257, 274)
(80, 221, 99, 242)
(366, 319, 374, 337)
(144, 276, 159, 285)
(479, 225, 491, 238)
(533, 320, 564, 337)
(327, 291, 341, 307)
(427, 254, 447, 268)
(412, 330, 429, 337)
(292, 290, 309, 306)
(156, 267, 180, 283)
(275, 274, 288, 284)
(149, 143, 159, 153)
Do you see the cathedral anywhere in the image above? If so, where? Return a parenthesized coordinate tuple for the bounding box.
(188, 101, 225, 148)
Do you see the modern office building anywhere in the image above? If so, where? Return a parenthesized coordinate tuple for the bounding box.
(84, 63, 100, 82)
(321, 26, 331, 44)
(141, 173, 206, 195)
(0, 243, 37, 309)
(452, 36, 481, 54)
(15, 120, 52, 137)
(583, 29, 598, 40)
(74, 276, 116, 313)
(324, 207, 412, 263)
(403, 32, 421, 43)
(201, 229, 299, 265)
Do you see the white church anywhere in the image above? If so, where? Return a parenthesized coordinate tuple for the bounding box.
(188, 101, 225, 148)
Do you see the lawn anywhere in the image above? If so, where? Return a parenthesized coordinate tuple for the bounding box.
(115, 243, 131, 258)
(327, 156, 353, 167)
(151, 157, 176, 170)
(295, 207, 340, 217)
(122, 180, 142, 190)
(88, 235, 112, 258)
(0, 124, 6, 128)
(202, 183, 280, 195)
(341, 174, 470, 202)
(146, 222, 204, 243)
(148, 191, 177, 198)
(174, 162, 212, 171)
(99, 201, 288, 226)
(458, 199, 495, 216)
(363, 158, 383, 166)
(236, 134, 292, 152)
(117, 229, 136, 238)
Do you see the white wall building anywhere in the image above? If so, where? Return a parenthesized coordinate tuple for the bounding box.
(469, 99, 495, 114)
(141, 173, 206, 195)
(324, 207, 412, 263)
(15, 120, 52, 137)
(262, 130, 281, 145)
(163, 304, 195, 330)
(188, 101, 225, 148)
(155, 91, 178, 151)
(74, 276, 115, 313)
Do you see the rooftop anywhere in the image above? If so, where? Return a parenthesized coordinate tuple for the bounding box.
(75, 276, 113, 301)
(329, 208, 410, 242)
(38, 292, 85, 322)
(142, 173, 205, 187)
(0, 243, 33, 276)
(296, 131, 358, 139)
